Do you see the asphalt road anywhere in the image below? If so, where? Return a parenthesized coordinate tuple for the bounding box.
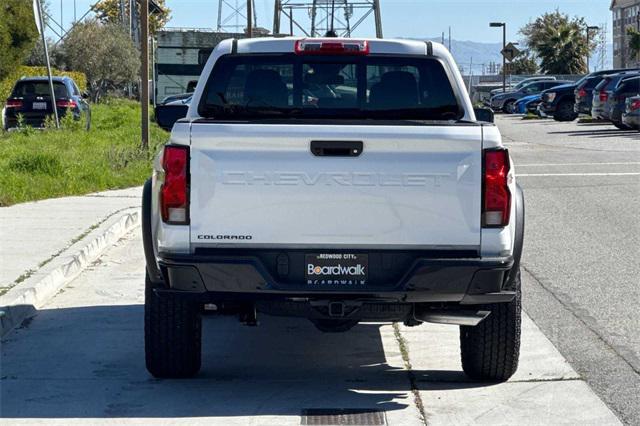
(497, 115, 640, 425)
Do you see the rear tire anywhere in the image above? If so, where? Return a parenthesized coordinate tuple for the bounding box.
(503, 100, 515, 114)
(145, 272, 202, 378)
(459, 269, 521, 382)
(553, 100, 578, 121)
(613, 121, 631, 130)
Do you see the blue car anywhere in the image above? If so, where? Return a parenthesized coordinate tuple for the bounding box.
(514, 94, 541, 114)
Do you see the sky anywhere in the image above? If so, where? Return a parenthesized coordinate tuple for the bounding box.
(46, 0, 612, 44)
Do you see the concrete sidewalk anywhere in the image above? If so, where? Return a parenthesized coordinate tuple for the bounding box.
(0, 187, 142, 334)
(0, 187, 141, 291)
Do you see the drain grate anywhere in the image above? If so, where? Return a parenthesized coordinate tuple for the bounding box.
(301, 408, 387, 425)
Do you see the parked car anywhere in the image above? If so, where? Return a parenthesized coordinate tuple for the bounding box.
(622, 95, 640, 130)
(514, 94, 544, 114)
(3, 76, 90, 130)
(592, 72, 640, 121)
(606, 75, 640, 129)
(159, 92, 193, 105)
(574, 68, 635, 115)
(539, 81, 584, 121)
(491, 80, 570, 113)
(489, 76, 556, 97)
(142, 37, 525, 381)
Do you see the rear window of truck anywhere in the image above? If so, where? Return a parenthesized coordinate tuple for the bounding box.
(198, 54, 463, 121)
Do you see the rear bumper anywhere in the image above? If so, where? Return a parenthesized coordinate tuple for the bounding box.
(156, 251, 516, 305)
(591, 105, 607, 120)
(4, 108, 76, 129)
(575, 100, 592, 114)
(623, 112, 640, 128)
(539, 102, 556, 115)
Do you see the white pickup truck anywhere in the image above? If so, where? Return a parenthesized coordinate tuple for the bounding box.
(142, 37, 525, 381)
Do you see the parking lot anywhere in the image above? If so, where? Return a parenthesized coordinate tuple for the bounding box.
(500, 115, 640, 425)
(1, 115, 638, 425)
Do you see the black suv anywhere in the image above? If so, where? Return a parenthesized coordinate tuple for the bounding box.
(3, 76, 90, 130)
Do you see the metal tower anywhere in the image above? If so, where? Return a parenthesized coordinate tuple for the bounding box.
(217, 0, 257, 33)
(273, 0, 382, 38)
(595, 22, 608, 71)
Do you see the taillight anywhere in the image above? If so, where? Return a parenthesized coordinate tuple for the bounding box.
(577, 88, 587, 98)
(160, 145, 189, 224)
(599, 91, 608, 102)
(5, 99, 23, 108)
(56, 99, 77, 109)
(295, 39, 369, 55)
(482, 149, 511, 227)
(631, 99, 640, 111)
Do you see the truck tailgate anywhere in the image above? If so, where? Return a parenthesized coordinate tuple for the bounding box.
(189, 123, 482, 249)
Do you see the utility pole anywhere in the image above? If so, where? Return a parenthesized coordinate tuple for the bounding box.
(141, 0, 149, 149)
(373, 0, 383, 38)
(448, 26, 451, 52)
(247, 0, 253, 36)
(35, 0, 59, 128)
(490, 22, 506, 93)
(586, 25, 600, 72)
(289, 7, 294, 35)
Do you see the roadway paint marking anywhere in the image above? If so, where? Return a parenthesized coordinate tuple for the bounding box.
(518, 162, 640, 167)
(517, 172, 640, 177)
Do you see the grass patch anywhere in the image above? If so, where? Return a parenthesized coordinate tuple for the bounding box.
(0, 98, 168, 206)
(577, 116, 608, 124)
(521, 113, 546, 120)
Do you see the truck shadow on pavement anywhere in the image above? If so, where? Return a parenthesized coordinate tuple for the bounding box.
(0, 304, 491, 419)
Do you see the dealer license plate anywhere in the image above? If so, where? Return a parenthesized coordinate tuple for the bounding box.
(305, 253, 368, 286)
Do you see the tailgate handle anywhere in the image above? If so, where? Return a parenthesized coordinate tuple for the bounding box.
(311, 141, 363, 157)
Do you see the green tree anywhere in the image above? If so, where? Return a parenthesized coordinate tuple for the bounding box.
(0, 0, 40, 79)
(92, 0, 171, 34)
(520, 11, 596, 74)
(59, 20, 140, 102)
(505, 51, 538, 75)
(628, 27, 640, 61)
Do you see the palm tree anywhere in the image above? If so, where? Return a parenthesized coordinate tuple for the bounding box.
(520, 11, 591, 75)
(536, 23, 588, 74)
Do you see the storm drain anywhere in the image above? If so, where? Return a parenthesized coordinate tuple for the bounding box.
(301, 408, 387, 425)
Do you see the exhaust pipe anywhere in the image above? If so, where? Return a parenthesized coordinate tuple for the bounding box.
(414, 308, 491, 326)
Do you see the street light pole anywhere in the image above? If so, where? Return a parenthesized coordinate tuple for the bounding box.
(586, 25, 600, 72)
(490, 22, 506, 93)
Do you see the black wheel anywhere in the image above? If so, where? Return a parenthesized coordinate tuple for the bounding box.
(460, 269, 521, 382)
(503, 100, 515, 114)
(613, 121, 631, 131)
(145, 272, 202, 378)
(553, 100, 578, 121)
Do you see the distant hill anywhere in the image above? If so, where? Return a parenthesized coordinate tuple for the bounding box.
(407, 37, 614, 74)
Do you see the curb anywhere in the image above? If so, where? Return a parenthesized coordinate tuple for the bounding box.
(0, 210, 140, 337)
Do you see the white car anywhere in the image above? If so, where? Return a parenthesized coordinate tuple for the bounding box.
(142, 37, 525, 381)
